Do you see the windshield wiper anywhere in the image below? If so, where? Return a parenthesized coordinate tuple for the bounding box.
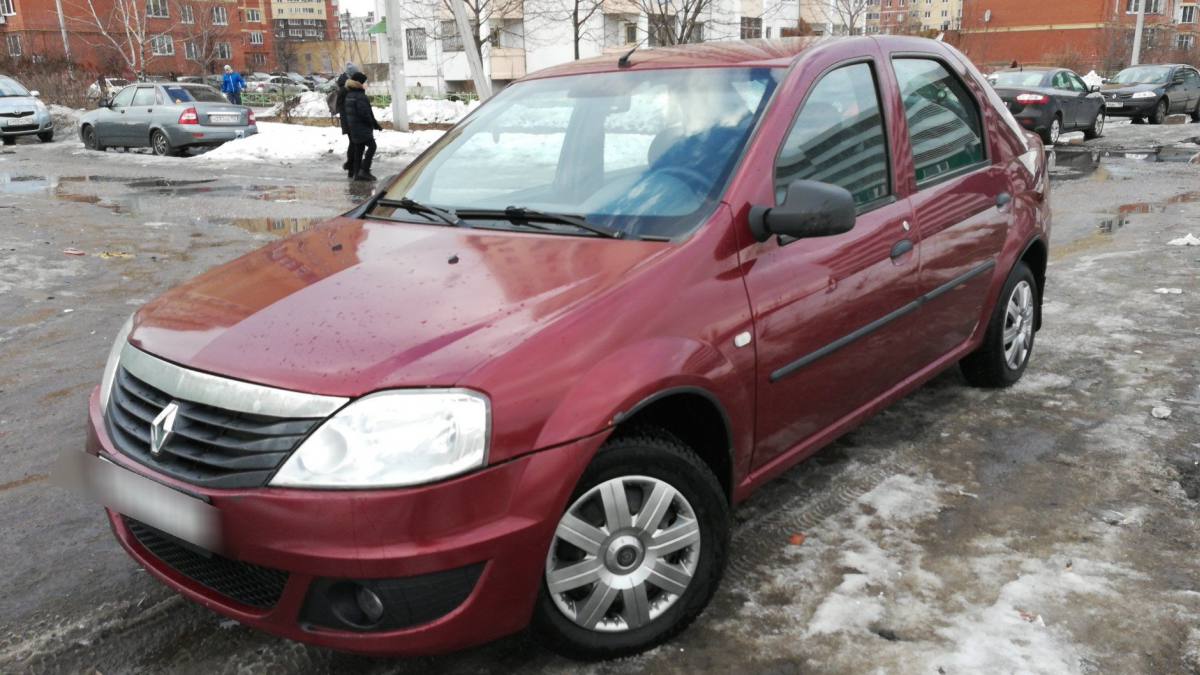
(375, 197, 464, 228)
(457, 206, 623, 239)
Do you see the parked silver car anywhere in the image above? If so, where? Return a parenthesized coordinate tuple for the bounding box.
(78, 82, 257, 156)
(0, 74, 55, 145)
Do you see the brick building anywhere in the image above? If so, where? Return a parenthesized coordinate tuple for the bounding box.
(957, 0, 1200, 73)
(0, 0, 335, 75)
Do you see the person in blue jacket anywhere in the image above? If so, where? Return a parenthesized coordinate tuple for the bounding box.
(221, 65, 245, 105)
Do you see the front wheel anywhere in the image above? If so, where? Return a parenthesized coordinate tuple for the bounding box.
(1083, 110, 1105, 140)
(150, 129, 175, 156)
(37, 131, 54, 143)
(81, 125, 105, 151)
(1190, 99, 1200, 123)
(532, 428, 729, 660)
(1, 136, 14, 146)
(961, 261, 1038, 388)
(1149, 98, 1168, 125)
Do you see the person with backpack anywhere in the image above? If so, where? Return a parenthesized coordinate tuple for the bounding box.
(344, 71, 383, 181)
(221, 65, 245, 105)
(333, 62, 360, 173)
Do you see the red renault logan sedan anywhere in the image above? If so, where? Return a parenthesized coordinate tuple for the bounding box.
(77, 36, 1049, 660)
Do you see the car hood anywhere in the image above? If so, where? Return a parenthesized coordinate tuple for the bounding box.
(0, 96, 40, 114)
(129, 217, 670, 397)
(1101, 83, 1161, 95)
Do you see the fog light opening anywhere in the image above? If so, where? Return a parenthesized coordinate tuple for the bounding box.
(327, 581, 386, 628)
(356, 586, 385, 624)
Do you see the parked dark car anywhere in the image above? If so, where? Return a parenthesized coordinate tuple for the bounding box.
(1101, 64, 1200, 124)
(75, 36, 1050, 660)
(78, 82, 256, 156)
(989, 67, 1105, 144)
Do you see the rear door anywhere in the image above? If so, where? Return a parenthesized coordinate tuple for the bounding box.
(744, 55, 924, 472)
(890, 55, 1010, 367)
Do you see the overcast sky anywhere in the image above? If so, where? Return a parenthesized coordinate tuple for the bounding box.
(335, 0, 376, 17)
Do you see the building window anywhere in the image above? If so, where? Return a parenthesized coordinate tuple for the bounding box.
(146, 0, 169, 18)
(212, 6, 228, 25)
(184, 41, 200, 59)
(249, 30, 263, 45)
(1177, 34, 1196, 49)
(5, 33, 20, 55)
(689, 21, 704, 42)
(250, 52, 267, 65)
(180, 5, 193, 23)
(624, 22, 637, 44)
(740, 16, 762, 39)
(441, 19, 464, 51)
(150, 34, 174, 55)
(1, 0, 16, 15)
(1182, 4, 1198, 22)
(246, 8, 261, 21)
(406, 27, 427, 59)
(1126, 0, 1163, 13)
(215, 41, 231, 58)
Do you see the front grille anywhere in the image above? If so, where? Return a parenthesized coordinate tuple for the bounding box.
(125, 517, 288, 609)
(106, 367, 324, 489)
(1, 124, 38, 132)
(0, 110, 34, 118)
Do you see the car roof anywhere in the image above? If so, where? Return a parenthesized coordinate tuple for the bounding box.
(994, 67, 1055, 73)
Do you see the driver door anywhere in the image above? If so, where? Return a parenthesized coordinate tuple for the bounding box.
(742, 58, 923, 473)
(97, 85, 136, 144)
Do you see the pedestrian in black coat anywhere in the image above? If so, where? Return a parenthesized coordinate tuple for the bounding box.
(334, 62, 360, 172)
(344, 72, 383, 182)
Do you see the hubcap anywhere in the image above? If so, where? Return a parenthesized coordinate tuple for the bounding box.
(1096, 113, 1105, 134)
(1003, 280, 1035, 370)
(545, 475, 701, 633)
(1050, 119, 1061, 144)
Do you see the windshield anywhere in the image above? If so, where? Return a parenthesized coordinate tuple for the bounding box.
(991, 71, 1047, 88)
(0, 76, 30, 97)
(1113, 66, 1170, 85)
(378, 67, 781, 240)
(163, 84, 228, 103)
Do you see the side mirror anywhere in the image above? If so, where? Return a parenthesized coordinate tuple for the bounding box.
(30, 90, 40, 97)
(749, 180, 857, 243)
(1090, 84, 1101, 93)
(103, 97, 113, 108)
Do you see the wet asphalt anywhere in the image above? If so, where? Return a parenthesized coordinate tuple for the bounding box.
(1, 121, 1199, 674)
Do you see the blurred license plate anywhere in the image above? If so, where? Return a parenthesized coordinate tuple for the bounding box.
(210, 113, 240, 123)
(54, 450, 221, 551)
(1105, 102, 1123, 108)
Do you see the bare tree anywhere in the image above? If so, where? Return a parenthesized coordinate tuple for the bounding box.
(178, 0, 237, 75)
(629, 0, 712, 45)
(531, 0, 605, 59)
(69, 0, 176, 79)
(803, 0, 871, 36)
(439, 0, 524, 56)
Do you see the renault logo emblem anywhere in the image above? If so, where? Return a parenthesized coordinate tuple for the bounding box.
(150, 402, 179, 457)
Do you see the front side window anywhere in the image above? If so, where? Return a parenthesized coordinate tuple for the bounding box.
(892, 58, 986, 185)
(111, 86, 136, 107)
(131, 86, 156, 106)
(775, 63, 890, 208)
(381, 67, 781, 240)
(1067, 73, 1088, 92)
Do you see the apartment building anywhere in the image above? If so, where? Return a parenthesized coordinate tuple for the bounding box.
(957, 0, 1199, 71)
(864, 0, 961, 34)
(373, 0, 801, 95)
(338, 9, 375, 40)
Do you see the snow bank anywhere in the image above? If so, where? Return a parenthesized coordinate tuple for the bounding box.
(49, 104, 83, 130)
(1082, 70, 1105, 88)
(198, 122, 444, 165)
(270, 91, 478, 125)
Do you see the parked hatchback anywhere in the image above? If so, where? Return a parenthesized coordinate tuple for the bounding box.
(78, 82, 256, 156)
(0, 74, 54, 145)
(74, 37, 1049, 660)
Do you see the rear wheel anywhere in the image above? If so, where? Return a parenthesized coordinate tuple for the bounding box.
(1040, 115, 1062, 145)
(37, 131, 54, 143)
(532, 427, 729, 660)
(961, 261, 1038, 388)
(81, 125, 105, 151)
(150, 129, 175, 156)
(1149, 98, 1168, 125)
(1190, 99, 1200, 122)
(1083, 110, 1105, 140)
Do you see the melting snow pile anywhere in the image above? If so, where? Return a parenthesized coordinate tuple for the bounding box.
(1168, 233, 1200, 246)
(199, 122, 444, 165)
(1082, 71, 1105, 88)
(270, 91, 478, 125)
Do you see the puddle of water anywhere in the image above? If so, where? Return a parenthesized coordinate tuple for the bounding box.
(1050, 143, 1200, 180)
(210, 217, 324, 237)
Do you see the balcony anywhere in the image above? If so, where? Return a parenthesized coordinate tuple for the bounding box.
(490, 47, 525, 80)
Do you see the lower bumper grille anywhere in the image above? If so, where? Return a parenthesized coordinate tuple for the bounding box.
(1, 124, 39, 133)
(125, 517, 289, 609)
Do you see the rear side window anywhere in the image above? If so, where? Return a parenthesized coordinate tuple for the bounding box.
(774, 62, 890, 208)
(893, 58, 987, 185)
(163, 85, 195, 103)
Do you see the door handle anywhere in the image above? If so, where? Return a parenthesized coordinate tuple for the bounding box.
(890, 239, 913, 261)
(996, 192, 1012, 209)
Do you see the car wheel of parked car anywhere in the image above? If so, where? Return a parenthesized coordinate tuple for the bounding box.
(151, 130, 176, 157)
(960, 261, 1038, 388)
(532, 427, 729, 661)
(1040, 115, 1061, 145)
(1190, 100, 1200, 123)
(1083, 111, 1105, 140)
(1149, 99, 1168, 125)
(81, 125, 105, 151)
(37, 131, 54, 143)
(1, 137, 13, 146)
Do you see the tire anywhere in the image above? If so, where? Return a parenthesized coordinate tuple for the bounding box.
(960, 261, 1038, 388)
(1131, 116, 1145, 124)
(1149, 98, 1168, 125)
(1039, 114, 1062, 145)
(150, 129, 175, 156)
(81, 125, 105, 151)
(1, 136, 14, 146)
(1083, 110, 1105, 140)
(37, 131, 54, 143)
(1190, 100, 1200, 123)
(532, 427, 729, 661)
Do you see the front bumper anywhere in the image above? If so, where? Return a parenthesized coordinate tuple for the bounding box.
(162, 123, 258, 147)
(85, 387, 604, 655)
(0, 113, 52, 137)
(1102, 98, 1158, 117)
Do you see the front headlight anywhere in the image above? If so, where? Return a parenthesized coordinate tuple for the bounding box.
(1131, 91, 1157, 99)
(99, 314, 135, 413)
(270, 390, 490, 488)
